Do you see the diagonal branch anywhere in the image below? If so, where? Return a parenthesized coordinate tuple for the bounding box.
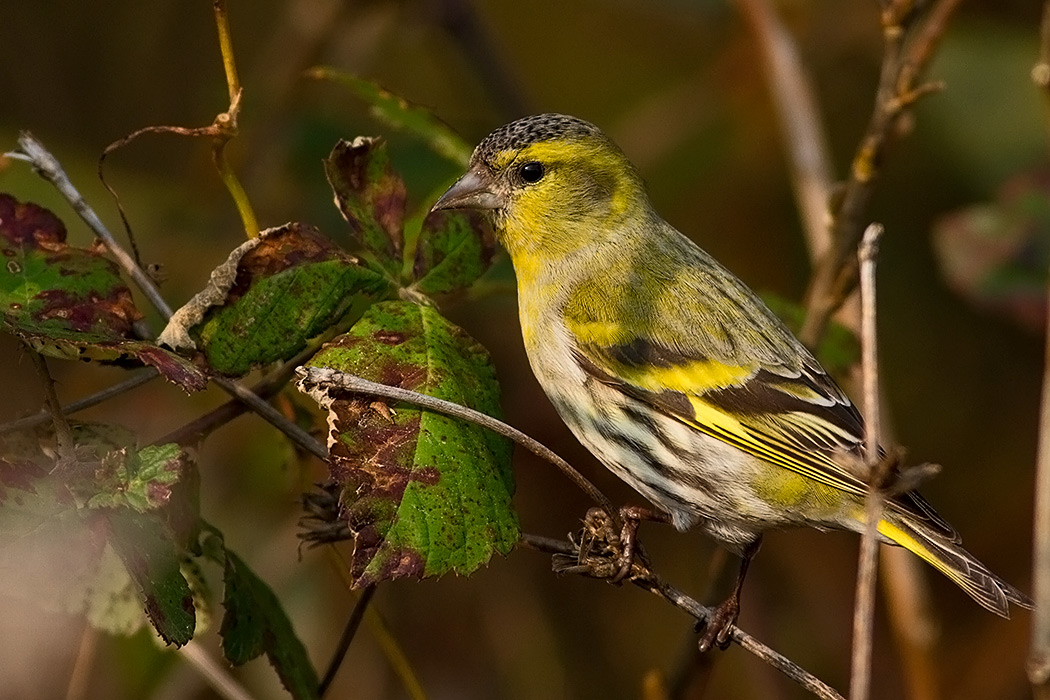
(520, 533, 845, 700)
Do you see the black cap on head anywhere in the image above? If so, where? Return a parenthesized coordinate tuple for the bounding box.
(473, 113, 603, 164)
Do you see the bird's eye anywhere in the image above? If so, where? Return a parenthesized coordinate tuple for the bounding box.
(518, 161, 544, 184)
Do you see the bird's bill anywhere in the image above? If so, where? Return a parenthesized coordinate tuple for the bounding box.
(431, 165, 503, 212)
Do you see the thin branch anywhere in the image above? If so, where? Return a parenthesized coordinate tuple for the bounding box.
(799, 0, 961, 347)
(180, 640, 260, 700)
(735, 0, 834, 261)
(520, 533, 845, 700)
(25, 345, 75, 459)
(213, 375, 327, 461)
(324, 548, 428, 700)
(1029, 3, 1050, 695)
(295, 367, 620, 530)
(0, 368, 159, 436)
(65, 626, 97, 700)
(318, 584, 377, 697)
(11, 133, 174, 320)
(849, 223, 886, 700)
(155, 340, 323, 447)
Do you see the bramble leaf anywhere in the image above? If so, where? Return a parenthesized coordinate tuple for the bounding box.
(0, 194, 207, 391)
(308, 68, 472, 166)
(410, 209, 495, 296)
(298, 300, 517, 587)
(324, 139, 407, 278)
(159, 223, 394, 376)
(200, 529, 319, 700)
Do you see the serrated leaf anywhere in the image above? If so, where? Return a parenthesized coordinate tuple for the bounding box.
(199, 529, 319, 700)
(0, 194, 207, 391)
(106, 508, 195, 647)
(299, 300, 517, 587)
(308, 68, 472, 166)
(410, 209, 495, 296)
(85, 443, 186, 513)
(324, 138, 406, 277)
(159, 223, 394, 376)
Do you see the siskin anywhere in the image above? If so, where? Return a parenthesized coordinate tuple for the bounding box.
(432, 113, 1031, 648)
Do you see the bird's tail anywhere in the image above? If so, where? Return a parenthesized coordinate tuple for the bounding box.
(877, 515, 1032, 617)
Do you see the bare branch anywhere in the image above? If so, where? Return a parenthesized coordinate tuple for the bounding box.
(0, 369, 159, 436)
(520, 533, 845, 700)
(736, 0, 835, 261)
(799, 0, 962, 347)
(12, 133, 174, 320)
(318, 584, 376, 697)
(849, 223, 886, 700)
(1029, 4, 1050, 695)
(295, 367, 620, 530)
(25, 345, 75, 460)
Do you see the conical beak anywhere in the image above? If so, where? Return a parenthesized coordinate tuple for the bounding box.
(431, 165, 503, 212)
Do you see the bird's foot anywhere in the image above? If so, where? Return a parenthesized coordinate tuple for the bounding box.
(696, 596, 740, 653)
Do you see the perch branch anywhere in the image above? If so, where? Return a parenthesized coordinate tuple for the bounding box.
(294, 367, 620, 530)
(520, 533, 845, 700)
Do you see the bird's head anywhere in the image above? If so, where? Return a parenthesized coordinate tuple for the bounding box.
(432, 113, 649, 263)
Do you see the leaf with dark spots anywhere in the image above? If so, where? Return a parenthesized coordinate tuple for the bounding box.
(298, 300, 518, 587)
(0, 194, 206, 391)
(410, 209, 496, 296)
(324, 138, 407, 278)
(85, 443, 189, 514)
(158, 223, 395, 377)
(199, 529, 319, 700)
(106, 508, 195, 647)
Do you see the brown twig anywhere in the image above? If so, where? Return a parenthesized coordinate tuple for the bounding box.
(318, 584, 377, 697)
(0, 368, 159, 436)
(25, 344, 75, 461)
(850, 223, 887, 700)
(295, 367, 621, 531)
(1029, 3, 1050, 696)
(799, 0, 960, 348)
(10, 133, 174, 321)
(735, 0, 835, 261)
(520, 533, 845, 700)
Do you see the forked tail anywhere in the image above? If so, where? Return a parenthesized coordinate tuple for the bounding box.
(878, 516, 1032, 617)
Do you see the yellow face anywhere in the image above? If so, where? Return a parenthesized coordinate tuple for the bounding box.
(432, 115, 647, 263)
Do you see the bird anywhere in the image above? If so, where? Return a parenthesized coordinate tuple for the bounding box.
(430, 113, 1032, 649)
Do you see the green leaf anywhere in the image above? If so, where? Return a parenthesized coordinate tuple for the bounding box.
(105, 508, 195, 647)
(85, 443, 187, 513)
(159, 223, 394, 377)
(0, 194, 207, 391)
(201, 529, 319, 700)
(323, 138, 407, 278)
(300, 300, 517, 587)
(410, 209, 496, 296)
(308, 68, 472, 166)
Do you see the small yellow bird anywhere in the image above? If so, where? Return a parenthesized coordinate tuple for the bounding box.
(432, 113, 1031, 647)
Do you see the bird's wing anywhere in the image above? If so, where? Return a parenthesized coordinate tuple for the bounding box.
(571, 336, 957, 540)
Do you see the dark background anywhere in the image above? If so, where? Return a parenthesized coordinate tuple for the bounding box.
(0, 1, 1044, 698)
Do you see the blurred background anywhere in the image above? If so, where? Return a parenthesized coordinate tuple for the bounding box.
(0, 1, 1045, 698)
